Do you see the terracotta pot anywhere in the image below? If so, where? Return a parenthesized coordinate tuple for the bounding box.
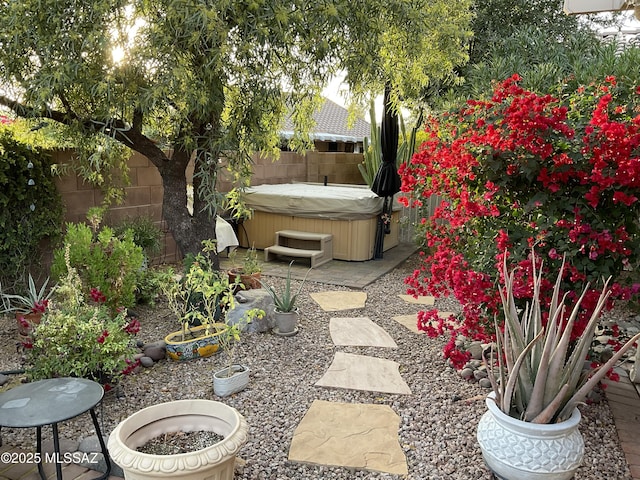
(108, 399, 248, 480)
(477, 392, 584, 480)
(227, 269, 261, 291)
(16, 312, 42, 337)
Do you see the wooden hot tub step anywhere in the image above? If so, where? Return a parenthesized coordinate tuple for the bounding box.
(265, 230, 333, 268)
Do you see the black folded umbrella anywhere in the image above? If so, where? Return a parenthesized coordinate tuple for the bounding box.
(372, 85, 400, 259)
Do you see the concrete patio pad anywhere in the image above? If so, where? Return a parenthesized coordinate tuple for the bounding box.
(329, 317, 397, 348)
(288, 400, 408, 475)
(315, 352, 411, 394)
(397, 294, 435, 305)
(310, 291, 367, 311)
(393, 311, 455, 334)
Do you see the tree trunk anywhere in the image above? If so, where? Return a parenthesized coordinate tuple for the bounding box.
(148, 147, 218, 268)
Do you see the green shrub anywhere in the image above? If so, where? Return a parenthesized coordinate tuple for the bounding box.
(135, 266, 175, 306)
(0, 129, 63, 287)
(25, 253, 139, 383)
(51, 222, 144, 310)
(113, 216, 163, 260)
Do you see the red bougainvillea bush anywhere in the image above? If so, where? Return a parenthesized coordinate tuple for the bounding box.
(399, 75, 640, 369)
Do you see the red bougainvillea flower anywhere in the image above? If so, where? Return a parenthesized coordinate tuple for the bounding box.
(400, 74, 640, 366)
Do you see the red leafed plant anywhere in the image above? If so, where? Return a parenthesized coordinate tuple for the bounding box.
(399, 75, 640, 368)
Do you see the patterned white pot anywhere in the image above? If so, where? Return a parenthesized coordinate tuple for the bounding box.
(108, 399, 248, 480)
(477, 393, 584, 480)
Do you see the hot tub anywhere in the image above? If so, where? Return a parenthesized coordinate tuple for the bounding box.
(239, 183, 399, 261)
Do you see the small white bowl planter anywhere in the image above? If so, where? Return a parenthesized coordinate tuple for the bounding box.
(107, 399, 248, 480)
(213, 365, 250, 397)
(477, 393, 584, 480)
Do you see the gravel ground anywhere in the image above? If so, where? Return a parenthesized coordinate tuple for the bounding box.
(0, 254, 633, 479)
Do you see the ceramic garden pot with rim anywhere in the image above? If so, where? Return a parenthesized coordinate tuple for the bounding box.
(273, 308, 299, 336)
(108, 399, 248, 480)
(164, 323, 226, 361)
(213, 364, 250, 397)
(476, 392, 584, 480)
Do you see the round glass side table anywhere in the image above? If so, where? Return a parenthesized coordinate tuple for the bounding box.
(0, 377, 110, 480)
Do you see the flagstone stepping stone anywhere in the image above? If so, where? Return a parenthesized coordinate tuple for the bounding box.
(393, 311, 455, 334)
(329, 317, 397, 348)
(397, 294, 435, 305)
(310, 291, 367, 311)
(315, 352, 411, 394)
(289, 399, 408, 475)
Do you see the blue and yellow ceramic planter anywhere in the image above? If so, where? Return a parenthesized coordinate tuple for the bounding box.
(164, 323, 227, 361)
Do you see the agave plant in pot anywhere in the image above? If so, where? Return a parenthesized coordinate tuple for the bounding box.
(260, 261, 310, 336)
(477, 252, 640, 480)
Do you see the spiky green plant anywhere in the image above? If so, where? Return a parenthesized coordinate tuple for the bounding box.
(488, 252, 640, 424)
(260, 261, 310, 312)
(358, 100, 382, 187)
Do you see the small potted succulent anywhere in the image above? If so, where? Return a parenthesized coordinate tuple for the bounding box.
(227, 245, 262, 291)
(260, 261, 310, 336)
(477, 251, 640, 480)
(0, 273, 56, 341)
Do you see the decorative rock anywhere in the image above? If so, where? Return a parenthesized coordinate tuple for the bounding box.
(145, 340, 166, 349)
(459, 368, 474, 380)
(78, 435, 108, 453)
(0, 374, 9, 386)
(467, 341, 484, 360)
(140, 356, 154, 368)
(479, 378, 492, 389)
(133, 352, 145, 360)
(77, 451, 124, 478)
(227, 289, 275, 333)
(143, 344, 166, 361)
(473, 369, 488, 380)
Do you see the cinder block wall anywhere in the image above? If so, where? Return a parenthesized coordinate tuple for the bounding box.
(52, 150, 180, 264)
(55, 146, 365, 263)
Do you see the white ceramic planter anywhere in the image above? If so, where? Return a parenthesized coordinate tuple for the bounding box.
(107, 399, 248, 480)
(477, 393, 584, 480)
(213, 364, 250, 397)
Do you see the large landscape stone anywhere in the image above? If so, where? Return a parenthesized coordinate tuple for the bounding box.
(289, 400, 408, 475)
(227, 288, 275, 333)
(143, 342, 166, 361)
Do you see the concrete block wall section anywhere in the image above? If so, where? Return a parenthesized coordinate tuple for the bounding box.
(51, 147, 365, 265)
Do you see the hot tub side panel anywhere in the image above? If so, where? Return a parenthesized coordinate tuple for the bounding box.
(239, 211, 399, 261)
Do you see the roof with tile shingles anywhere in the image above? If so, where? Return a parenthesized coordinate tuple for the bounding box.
(282, 98, 370, 143)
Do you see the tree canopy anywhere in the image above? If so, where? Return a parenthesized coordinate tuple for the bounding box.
(429, 0, 629, 108)
(0, 0, 472, 259)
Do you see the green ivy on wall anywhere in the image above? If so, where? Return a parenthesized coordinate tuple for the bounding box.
(0, 128, 63, 287)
